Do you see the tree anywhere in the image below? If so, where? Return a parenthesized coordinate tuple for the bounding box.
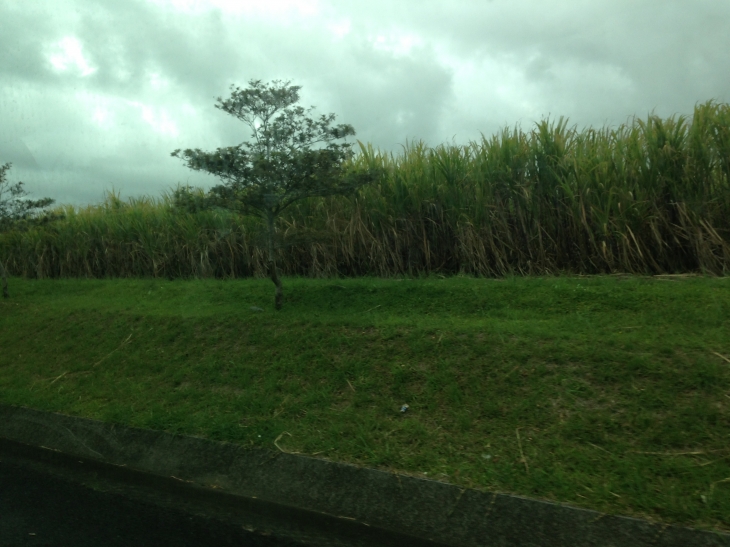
(171, 79, 383, 310)
(0, 162, 57, 298)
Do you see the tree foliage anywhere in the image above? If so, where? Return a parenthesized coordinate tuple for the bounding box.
(0, 162, 59, 298)
(171, 79, 383, 309)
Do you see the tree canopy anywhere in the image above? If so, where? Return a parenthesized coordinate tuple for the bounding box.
(0, 162, 58, 298)
(171, 79, 383, 309)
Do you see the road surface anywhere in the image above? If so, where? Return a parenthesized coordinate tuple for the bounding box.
(0, 458, 299, 546)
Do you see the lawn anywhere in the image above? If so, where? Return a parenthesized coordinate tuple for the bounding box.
(0, 273, 728, 532)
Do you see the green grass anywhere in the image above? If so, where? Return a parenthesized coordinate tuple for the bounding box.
(3, 100, 730, 280)
(1, 274, 729, 532)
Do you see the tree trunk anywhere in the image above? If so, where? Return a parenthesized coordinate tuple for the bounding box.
(0, 258, 8, 299)
(266, 211, 283, 310)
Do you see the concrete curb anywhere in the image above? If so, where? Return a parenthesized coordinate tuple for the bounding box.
(1, 404, 728, 547)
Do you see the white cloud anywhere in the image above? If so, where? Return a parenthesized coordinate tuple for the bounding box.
(370, 31, 426, 58)
(148, 71, 170, 92)
(327, 18, 351, 40)
(144, 0, 321, 19)
(92, 106, 113, 128)
(45, 36, 97, 77)
(124, 100, 179, 137)
(1, 0, 728, 206)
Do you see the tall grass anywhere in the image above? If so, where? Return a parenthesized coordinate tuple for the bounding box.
(2, 100, 729, 279)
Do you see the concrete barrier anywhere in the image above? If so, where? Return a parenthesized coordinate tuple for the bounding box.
(1, 404, 728, 546)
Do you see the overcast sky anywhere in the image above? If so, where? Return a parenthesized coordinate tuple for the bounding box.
(2, 0, 729, 209)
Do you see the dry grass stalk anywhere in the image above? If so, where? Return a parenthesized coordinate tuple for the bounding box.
(1, 101, 729, 279)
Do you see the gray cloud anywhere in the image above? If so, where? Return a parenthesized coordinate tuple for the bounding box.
(1, 0, 728, 207)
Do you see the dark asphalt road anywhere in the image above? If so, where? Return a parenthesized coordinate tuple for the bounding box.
(0, 442, 442, 547)
(0, 459, 304, 547)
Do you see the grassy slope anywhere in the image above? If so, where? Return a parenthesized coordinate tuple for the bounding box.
(1, 274, 729, 532)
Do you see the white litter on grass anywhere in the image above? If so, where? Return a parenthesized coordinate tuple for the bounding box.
(400, 404, 409, 413)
